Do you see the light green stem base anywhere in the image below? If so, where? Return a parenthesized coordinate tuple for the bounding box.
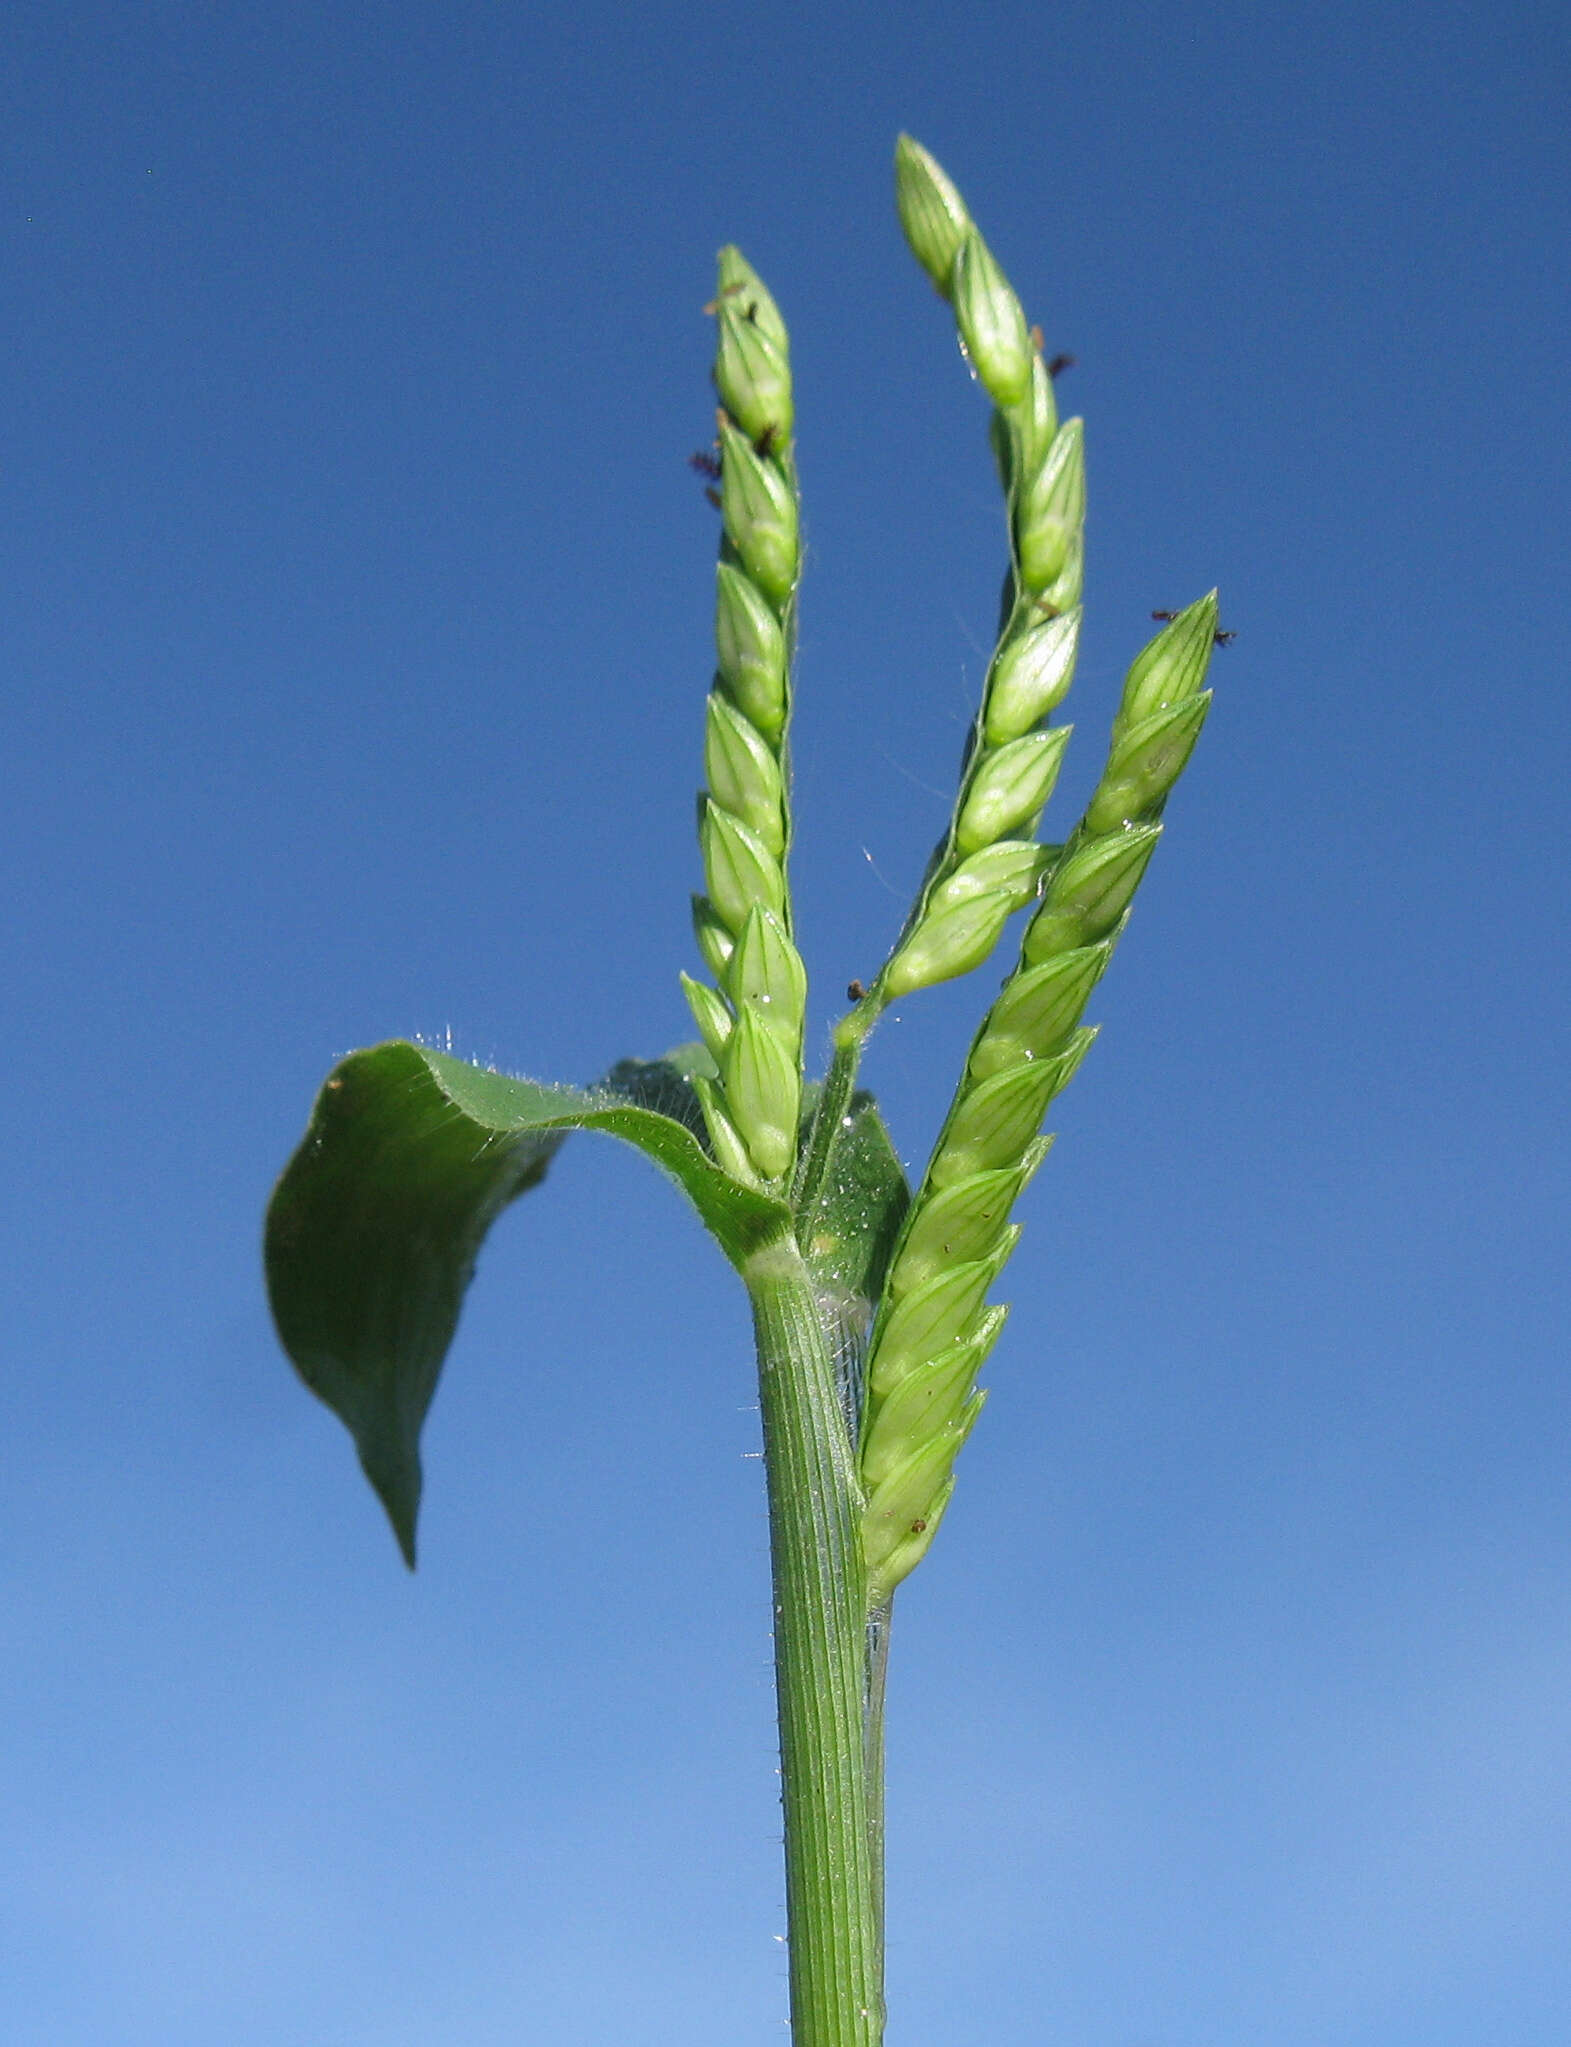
(746, 1234, 884, 2046)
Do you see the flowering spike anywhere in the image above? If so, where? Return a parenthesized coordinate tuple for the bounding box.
(848, 139, 1216, 1615)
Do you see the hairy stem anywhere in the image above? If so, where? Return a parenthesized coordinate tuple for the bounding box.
(793, 1000, 879, 1227)
(746, 1233, 884, 2046)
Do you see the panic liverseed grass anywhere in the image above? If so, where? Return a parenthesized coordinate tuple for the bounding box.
(265, 136, 1219, 2047)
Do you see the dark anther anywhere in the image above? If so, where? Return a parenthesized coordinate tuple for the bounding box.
(689, 450, 722, 481)
(1046, 353, 1076, 379)
(846, 979, 866, 1002)
(1152, 609, 1236, 647)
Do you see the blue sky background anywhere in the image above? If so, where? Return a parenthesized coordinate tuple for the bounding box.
(4, 3, 1568, 2042)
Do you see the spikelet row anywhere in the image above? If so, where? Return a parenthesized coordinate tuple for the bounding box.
(875, 138, 1092, 1005)
(859, 596, 1219, 1603)
(683, 249, 809, 1188)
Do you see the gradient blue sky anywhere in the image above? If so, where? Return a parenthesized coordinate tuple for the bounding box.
(4, 4, 1568, 2042)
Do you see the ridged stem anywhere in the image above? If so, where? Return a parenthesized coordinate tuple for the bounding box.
(745, 1233, 884, 2046)
(863, 1601, 892, 1955)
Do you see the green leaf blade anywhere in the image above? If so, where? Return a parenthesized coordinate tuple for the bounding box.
(265, 1040, 786, 1564)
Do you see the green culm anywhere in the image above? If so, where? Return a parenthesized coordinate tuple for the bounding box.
(265, 133, 1219, 2047)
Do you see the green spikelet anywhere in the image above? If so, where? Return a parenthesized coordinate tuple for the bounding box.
(953, 229, 1033, 408)
(689, 249, 806, 1189)
(894, 133, 972, 297)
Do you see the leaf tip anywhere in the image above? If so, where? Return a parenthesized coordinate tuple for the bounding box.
(359, 1444, 422, 1572)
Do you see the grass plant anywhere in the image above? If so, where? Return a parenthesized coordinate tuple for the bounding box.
(265, 134, 1218, 2046)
